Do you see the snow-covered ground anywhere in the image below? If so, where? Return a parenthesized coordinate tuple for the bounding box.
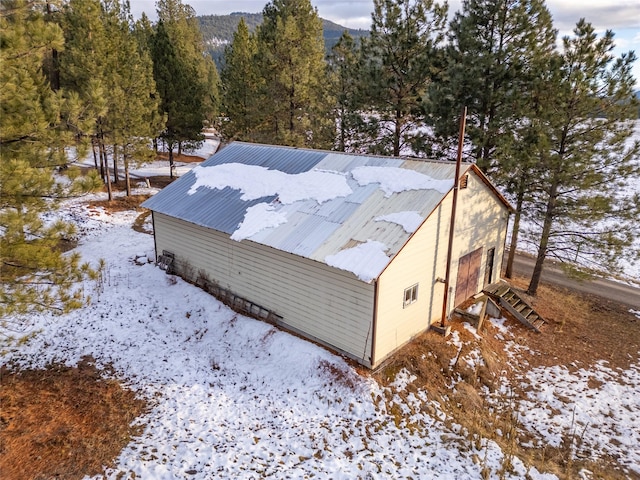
(73, 137, 220, 179)
(3, 188, 639, 479)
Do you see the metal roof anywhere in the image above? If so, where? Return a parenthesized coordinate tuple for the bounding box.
(142, 142, 473, 277)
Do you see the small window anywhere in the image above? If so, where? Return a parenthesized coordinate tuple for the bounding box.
(460, 174, 469, 189)
(403, 284, 419, 308)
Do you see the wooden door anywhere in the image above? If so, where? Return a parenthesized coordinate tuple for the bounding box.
(454, 247, 483, 306)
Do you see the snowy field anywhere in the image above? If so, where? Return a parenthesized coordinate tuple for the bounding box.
(3, 187, 639, 479)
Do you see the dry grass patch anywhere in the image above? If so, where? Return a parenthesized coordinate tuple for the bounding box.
(505, 274, 640, 372)
(0, 356, 146, 480)
(373, 275, 640, 480)
(154, 152, 204, 163)
(88, 194, 150, 212)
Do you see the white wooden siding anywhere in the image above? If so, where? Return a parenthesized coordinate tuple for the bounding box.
(451, 172, 509, 301)
(373, 170, 509, 366)
(152, 213, 376, 366)
(374, 201, 449, 365)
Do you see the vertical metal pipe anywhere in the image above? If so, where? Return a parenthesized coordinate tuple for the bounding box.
(441, 107, 467, 327)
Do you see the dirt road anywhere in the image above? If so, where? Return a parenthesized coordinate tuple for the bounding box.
(509, 253, 640, 309)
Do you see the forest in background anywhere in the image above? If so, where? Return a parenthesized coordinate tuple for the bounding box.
(197, 11, 369, 66)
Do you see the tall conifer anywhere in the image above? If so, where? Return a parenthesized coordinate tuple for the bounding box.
(525, 21, 640, 295)
(0, 0, 99, 327)
(253, 0, 334, 148)
(101, 0, 160, 195)
(361, 0, 447, 156)
(151, 0, 215, 176)
(427, 0, 556, 165)
(220, 18, 261, 141)
(327, 32, 370, 152)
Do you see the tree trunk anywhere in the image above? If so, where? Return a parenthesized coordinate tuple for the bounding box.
(393, 110, 402, 157)
(168, 143, 175, 179)
(46, 2, 60, 91)
(112, 144, 119, 185)
(91, 138, 100, 172)
(124, 147, 131, 196)
(339, 105, 346, 152)
(527, 181, 558, 296)
(505, 179, 525, 278)
(100, 140, 112, 202)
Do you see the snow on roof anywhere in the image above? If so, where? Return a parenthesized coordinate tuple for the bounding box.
(352, 166, 453, 197)
(188, 163, 352, 204)
(374, 211, 424, 234)
(143, 142, 465, 282)
(230, 203, 288, 241)
(325, 240, 390, 282)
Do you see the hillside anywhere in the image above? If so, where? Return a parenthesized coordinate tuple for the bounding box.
(197, 12, 368, 66)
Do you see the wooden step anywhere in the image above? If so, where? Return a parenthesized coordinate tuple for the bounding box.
(483, 282, 546, 333)
(532, 318, 545, 329)
(504, 292, 516, 302)
(496, 285, 511, 297)
(515, 303, 528, 313)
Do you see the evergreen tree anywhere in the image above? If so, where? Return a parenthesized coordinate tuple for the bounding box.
(426, 0, 556, 168)
(59, 0, 110, 186)
(220, 18, 262, 141)
(361, 0, 447, 156)
(101, 0, 160, 195)
(525, 20, 640, 295)
(327, 31, 370, 152)
(0, 0, 100, 329)
(151, 0, 215, 176)
(425, 0, 557, 279)
(253, 0, 334, 148)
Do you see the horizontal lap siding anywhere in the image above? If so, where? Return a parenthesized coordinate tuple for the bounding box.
(373, 171, 509, 366)
(153, 213, 375, 366)
(452, 174, 509, 298)
(375, 202, 449, 365)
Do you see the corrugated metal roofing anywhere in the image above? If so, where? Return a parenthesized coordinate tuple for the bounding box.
(142, 142, 469, 277)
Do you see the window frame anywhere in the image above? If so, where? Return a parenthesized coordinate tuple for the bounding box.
(403, 283, 419, 308)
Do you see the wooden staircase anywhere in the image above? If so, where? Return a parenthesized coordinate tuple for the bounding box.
(483, 282, 545, 332)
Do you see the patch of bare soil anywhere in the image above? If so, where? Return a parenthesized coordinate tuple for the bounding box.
(89, 193, 150, 212)
(155, 152, 204, 163)
(505, 274, 640, 372)
(0, 357, 146, 480)
(373, 274, 640, 480)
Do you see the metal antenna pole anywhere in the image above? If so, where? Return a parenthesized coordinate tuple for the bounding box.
(441, 106, 467, 327)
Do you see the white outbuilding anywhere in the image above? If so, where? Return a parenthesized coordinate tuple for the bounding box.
(142, 142, 512, 368)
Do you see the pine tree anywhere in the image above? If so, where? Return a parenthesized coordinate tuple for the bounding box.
(220, 17, 262, 141)
(361, 0, 447, 156)
(151, 0, 214, 177)
(0, 0, 100, 330)
(59, 0, 110, 187)
(327, 31, 370, 152)
(101, 0, 160, 195)
(426, 0, 556, 168)
(253, 0, 334, 148)
(525, 20, 640, 295)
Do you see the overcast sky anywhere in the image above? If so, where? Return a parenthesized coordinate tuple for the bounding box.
(130, 0, 639, 85)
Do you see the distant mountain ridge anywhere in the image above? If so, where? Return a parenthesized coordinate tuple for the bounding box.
(197, 12, 369, 66)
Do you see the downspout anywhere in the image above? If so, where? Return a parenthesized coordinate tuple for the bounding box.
(370, 279, 379, 368)
(440, 107, 467, 328)
(151, 212, 159, 261)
